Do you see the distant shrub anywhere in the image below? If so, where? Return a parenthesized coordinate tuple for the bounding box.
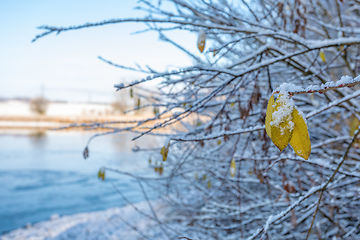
(30, 97, 48, 115)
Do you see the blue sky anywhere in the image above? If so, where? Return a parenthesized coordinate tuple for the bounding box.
(0, 1, 195, 103)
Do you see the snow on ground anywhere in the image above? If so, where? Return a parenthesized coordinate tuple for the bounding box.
(0, 201, 173, 240)
(0, 100, 113, 117)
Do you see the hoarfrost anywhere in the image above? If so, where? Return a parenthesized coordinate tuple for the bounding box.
(274, 83, 303, 93)
(270, 88, 295, 134)
(264, 215, 275, 232)
(114, 83, 125, 89)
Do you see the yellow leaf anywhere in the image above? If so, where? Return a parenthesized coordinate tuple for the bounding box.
(98, 169, 105, 181)
(160, 143, 170, 161)
(160, 146, 166, 161)
(320, 50, 326, 62)
(265, 94, 275, 139)
(350, 116, 360, 136)
(289, 108, 311, 160)
(137, 98, 141, 107)
(270, 95, 294, 151)
(207, 180, 211, 188)
(230, 159, 236, 177)
(217, 140, 222, 145)
(197, 29, 206, 53)
(130, 88, 133, 98)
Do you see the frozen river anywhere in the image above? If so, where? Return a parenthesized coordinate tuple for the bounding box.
(0, 130, 161, 234)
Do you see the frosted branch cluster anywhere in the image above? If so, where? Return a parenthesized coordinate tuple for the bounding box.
(39, 0, 360, 239)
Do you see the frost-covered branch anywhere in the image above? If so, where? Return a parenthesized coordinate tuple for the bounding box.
(38, 0, 360, 239)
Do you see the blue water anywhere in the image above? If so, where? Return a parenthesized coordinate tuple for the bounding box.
(0, 130, 160, 234)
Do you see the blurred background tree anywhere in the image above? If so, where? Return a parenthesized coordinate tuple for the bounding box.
(30, 97, 48, 115)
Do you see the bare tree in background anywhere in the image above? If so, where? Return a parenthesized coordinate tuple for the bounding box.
(111, 90, 131, 114)
(30, 97, 48, 115)
(35, 0, 360, 239)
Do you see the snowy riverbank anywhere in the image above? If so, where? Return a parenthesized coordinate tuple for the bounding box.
(0, 100, 157, 130)
(1, 200, 174, 240)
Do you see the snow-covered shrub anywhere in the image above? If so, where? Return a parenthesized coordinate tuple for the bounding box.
(35, 0, 360, 239)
